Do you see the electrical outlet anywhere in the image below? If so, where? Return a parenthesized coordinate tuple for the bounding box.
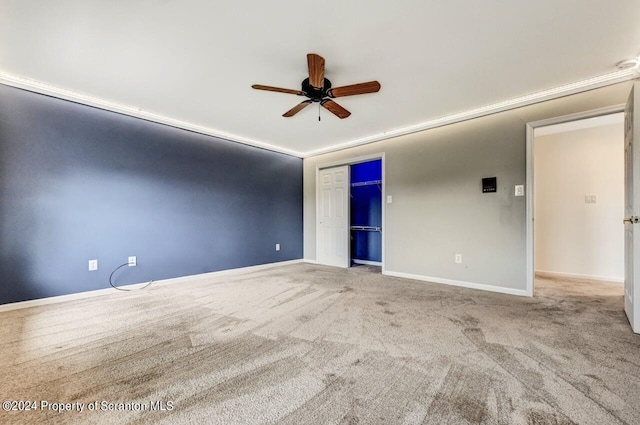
(455, 254, 462, 264)
(128, 256, 137, 266)
(88, 259, 98, 271)
(275, 244, 280, 251)
(386, 195, 393, 204)
(515, 185, 525, 197)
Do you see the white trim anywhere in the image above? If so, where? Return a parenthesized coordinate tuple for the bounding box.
(2, 69, 637, 159)
(316, 153, 386, 170)
(526, 122, 535, 297)
(315, 153, 386, 273)
(535, 270, 624, 283)
(383, 270, 528, 297)
(303, 259, 318, 264)
(352, 259, 382, 266)
(0, 259, 302, 312)
(0, 73, 304, 158)
(315, 166, 320, 267)
(534, 112, 624, 136)
(525, 104, 626, 298)
(526, 105, 626, 132)
(381, 154, 386, 274)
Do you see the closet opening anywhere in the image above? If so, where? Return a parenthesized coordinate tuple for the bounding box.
(350, 159, 382, 268)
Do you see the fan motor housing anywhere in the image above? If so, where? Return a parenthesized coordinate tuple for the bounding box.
(302, 77, 332, 101)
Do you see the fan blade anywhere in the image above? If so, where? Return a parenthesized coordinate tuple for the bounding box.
(321, 99, 351, 119)
(328, 81, 381, 98)
(307, 53, 325, 89)
(252, 84, 303, 95)
(283, 100, 313, 117)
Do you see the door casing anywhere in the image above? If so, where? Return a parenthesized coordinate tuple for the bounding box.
(525, 104, 625, 297)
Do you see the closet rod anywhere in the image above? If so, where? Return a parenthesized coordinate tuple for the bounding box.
(350, 226, 382, 232)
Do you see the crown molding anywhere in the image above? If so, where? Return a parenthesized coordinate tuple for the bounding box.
(1, 68, 637, 159)
(303, 68, 638, 157)
(0, 72, 305, 158)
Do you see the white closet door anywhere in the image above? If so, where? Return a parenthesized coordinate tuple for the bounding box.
(317, 166, 349, 268)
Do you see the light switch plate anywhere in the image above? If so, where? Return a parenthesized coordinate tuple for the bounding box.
(386, 195, 393, 204)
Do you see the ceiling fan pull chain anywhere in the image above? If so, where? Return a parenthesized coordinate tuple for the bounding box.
(318, 102, 321, 122)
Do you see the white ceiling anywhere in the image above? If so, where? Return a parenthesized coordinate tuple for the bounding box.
(1, 1, 639, 157)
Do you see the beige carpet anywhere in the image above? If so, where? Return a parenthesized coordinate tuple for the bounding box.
(0, 263, 639, 425)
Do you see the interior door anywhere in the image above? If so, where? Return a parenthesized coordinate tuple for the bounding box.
(317, 166, 349, 268)
(624, 82, 640, 333)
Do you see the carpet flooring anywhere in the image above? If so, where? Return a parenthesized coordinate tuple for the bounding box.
(0, 263, 639, 425)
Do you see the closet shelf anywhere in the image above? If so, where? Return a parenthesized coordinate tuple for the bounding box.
(350, 180, 381, 188)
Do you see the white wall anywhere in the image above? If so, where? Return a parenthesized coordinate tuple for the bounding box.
(534, 121, 624, 282)
(304, 81, 633, 296)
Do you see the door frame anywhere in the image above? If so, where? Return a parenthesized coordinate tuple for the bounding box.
(316, 153, 386, 271)
(525, 104, 625, 297)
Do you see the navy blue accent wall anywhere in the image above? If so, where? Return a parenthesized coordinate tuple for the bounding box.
(0, 85, 303, 305)
(350, 160, 382, 262)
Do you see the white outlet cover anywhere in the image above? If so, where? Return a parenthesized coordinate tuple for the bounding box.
(128, 256, 137, 266)
(455, 254, 462, 263)
(88, 259, 98, 271)
(386, 195, 393, 204)
(515, 185, 525, 197)
(275, 244, 280, 251)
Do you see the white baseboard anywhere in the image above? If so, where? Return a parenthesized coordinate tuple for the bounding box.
(535, 270, 624, 283)
(352, 260, 382, 266)
(303, 258, 318, 264)
(0, 259, 303, 313)
(383, 270, 528, 297)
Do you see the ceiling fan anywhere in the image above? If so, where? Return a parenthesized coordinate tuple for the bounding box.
(252, 53, 381, 120)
